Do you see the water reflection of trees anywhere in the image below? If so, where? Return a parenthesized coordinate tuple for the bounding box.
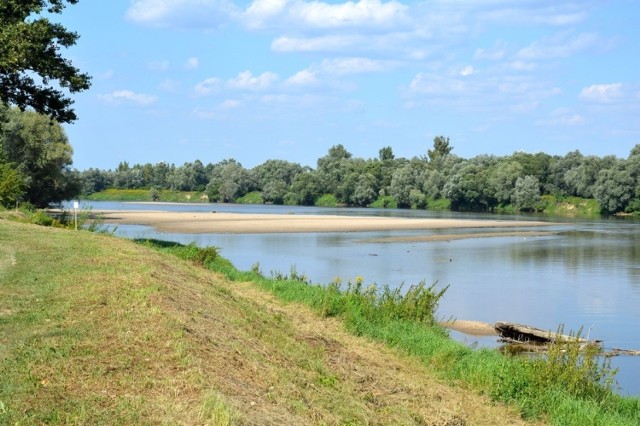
(506, 230, 640, 285)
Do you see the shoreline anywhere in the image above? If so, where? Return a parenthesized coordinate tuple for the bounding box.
(96, 209, 560, 236)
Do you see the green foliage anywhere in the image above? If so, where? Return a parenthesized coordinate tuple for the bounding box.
(512, 175, 541, 212)
(426, 197, 450, 210)
(0, 108, 80, 207)
(0, 160, 25, 207)
(137, 239, 640, 425)
(0, 0, 91, 123)
(135, 240, 219, 267)
(370, 195, 397, 208)
(88, 188, 208, 203)
(76, 142, 640, 216)
(315, 193, 338, 207)
(236, 191, 263, 204)
(533, 327, 617, 402)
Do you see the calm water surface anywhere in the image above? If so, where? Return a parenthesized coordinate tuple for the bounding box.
(83, 201, 640, 396)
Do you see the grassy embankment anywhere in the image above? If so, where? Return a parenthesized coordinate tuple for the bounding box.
(1, 215, 531, 425)
(2, 211, 640, 424)
(86, 188, 209, 203)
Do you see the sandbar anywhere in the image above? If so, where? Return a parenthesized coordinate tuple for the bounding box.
(96, 209, 559, 236)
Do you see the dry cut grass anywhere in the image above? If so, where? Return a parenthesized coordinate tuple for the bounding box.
(0, 219, 538, 425)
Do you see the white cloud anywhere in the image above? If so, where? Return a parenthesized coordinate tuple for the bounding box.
(194, 77, 222, 96)
(539, 108, 585, 126)
(244, 0, 408, 30)
(285, 69, 319, 87)
(459, 65, 475, 77)
(579, 83, 624, 103)
(227, 71, 278, 90)
(319, 57, 393, 75)
(98, 90, 158, 106)
(409, 73, 466, 95)
(272, 35, 361, 52)
(184, 57, 200, 70)
(243, 0, 290, 29)
(474, 43, 507, 61)
(517, 33, 598, 60)
(287, 0, 408, 29)
(126, 0, 236, 28)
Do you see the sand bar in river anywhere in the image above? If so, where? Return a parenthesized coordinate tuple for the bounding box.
(97, 209, 559, 236)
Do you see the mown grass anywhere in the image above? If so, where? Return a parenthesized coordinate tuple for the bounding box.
(3, 218, 535, 425)
(138, 240, 640, 426)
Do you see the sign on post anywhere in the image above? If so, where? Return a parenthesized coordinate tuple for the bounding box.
(73, 201, 79, 231)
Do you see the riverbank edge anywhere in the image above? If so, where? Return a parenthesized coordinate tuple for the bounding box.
(164, 239, 640, 425)
(82, 190, 610, 219)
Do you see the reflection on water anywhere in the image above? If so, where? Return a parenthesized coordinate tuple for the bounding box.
(91, 201, 640, 396)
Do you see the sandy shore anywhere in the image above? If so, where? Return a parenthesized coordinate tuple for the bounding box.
(96, 209, 559, 236)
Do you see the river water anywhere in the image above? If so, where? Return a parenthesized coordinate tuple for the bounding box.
(80, 201, 640, 396)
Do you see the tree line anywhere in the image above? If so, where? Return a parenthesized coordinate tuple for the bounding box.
(79, 136, 640, 216)
(2, 106, 640, 215)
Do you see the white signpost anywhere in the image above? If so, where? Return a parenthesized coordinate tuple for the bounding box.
(73, 201, 79, 231)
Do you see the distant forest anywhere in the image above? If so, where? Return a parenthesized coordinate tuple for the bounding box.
(78, 137, 640, 215)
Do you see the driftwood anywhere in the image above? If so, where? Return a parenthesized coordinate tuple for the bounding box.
(494, 321, 602, 346)
(494, 322, 640, 357)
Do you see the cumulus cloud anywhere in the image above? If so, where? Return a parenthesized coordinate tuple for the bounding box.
(459, 65, 475, 77)
(194, 71, 279, 95)
(126, 0, 236, 28)
(227, 71, 278, 90)
(98, 90, 158, 106)
(319, 57, 393, 75)
(272, 35, 362, 53)
(285, 69, 319, 87)
(579, 83, 624, 103)
(244, 0, 408, 30)
(194, 78, 222, 96)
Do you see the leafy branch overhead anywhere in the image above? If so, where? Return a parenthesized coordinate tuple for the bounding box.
(0, 0, 91, 123)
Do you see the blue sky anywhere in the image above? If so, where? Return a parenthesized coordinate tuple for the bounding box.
(57, 0, 640, 170)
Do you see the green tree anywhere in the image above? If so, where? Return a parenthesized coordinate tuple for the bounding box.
(288, 172, 321, 206)
(0, 160, 25, 207)
(0, 107, 79, 206)
(512, 175, 541, 211)
(389, 162, 423, 208)
(426, 136, 453, 171)
(443, 158, 495, 211)
(351, 173, 377, 207)
(489, 160, 523, 205)
(205, 160, 255, 202)
(594, 161, 634, 214)
(316, 144, 353, 199)
(0, 0, 91, 123)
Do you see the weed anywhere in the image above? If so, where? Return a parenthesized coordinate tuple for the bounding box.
(533, 326, 617, 402)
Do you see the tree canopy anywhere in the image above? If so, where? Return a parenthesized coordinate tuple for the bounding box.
(0, 0, 90, 123)
(0, 107, 80, 207)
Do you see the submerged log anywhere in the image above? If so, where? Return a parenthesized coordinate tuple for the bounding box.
(494, 321, 602, 346)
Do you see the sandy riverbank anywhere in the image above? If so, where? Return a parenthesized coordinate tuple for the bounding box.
(96, 209, 559, 236)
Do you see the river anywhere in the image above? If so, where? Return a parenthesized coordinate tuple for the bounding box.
(78, 201, 640, 396)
